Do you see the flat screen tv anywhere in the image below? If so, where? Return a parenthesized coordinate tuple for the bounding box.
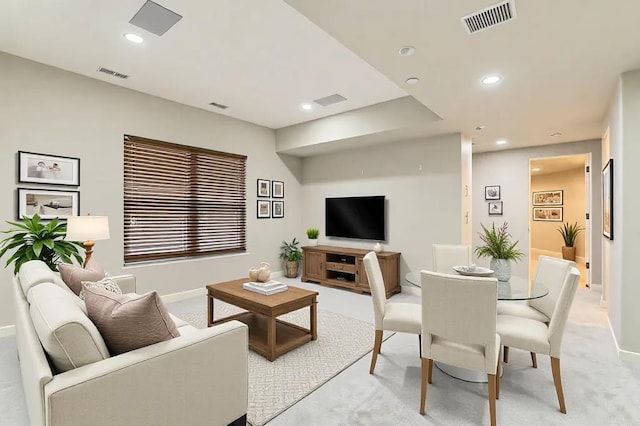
(325, 196, 385, 241)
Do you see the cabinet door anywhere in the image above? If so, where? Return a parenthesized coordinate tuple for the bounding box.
(357, 257, 387, 291)
(303, 251, 324, 280)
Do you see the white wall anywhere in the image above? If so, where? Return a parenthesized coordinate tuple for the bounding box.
(0, 52, 303, 327)
(472, 140, 602, 282)
(300, 133, 463, 279)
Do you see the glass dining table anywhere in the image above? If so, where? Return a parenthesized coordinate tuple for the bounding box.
(405, 270, 549, 382)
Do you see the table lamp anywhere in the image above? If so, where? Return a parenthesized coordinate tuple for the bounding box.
(65, 216, 110, 267)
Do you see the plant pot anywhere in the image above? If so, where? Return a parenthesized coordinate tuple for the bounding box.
(308, 238, 318, 246)
(285, 260, 299, 278)
(490, 258, 511, 282)
(562, 246, 576, 261)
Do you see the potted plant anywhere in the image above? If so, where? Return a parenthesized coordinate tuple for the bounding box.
(306, 228, 319, 246)
(557, 222, 584, 261)
(475, 222, 525, 281)
(0, 214, 84, 274)
(280, 237, 302, 278)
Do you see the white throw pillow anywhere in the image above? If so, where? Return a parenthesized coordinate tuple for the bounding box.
(79, 277, 122, 300)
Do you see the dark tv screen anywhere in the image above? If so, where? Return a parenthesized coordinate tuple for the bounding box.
(325, 196, 385, 241)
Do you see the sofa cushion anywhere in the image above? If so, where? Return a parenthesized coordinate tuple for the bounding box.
(58, 258, 105, 295)
(18, 260, 59, 296)
(84, 288, 180, 355)
(29, 283, 110, 373)
(79, 276, 122, 300)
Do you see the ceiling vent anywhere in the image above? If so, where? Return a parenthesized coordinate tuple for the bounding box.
(97, 67, 129, 79)
(461, 0, 517, 35)
(313, 94, 347, 107)
(129, 1, 182, 36)
(209, 101, 229, 110)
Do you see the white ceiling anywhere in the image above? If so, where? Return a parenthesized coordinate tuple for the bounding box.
(2, 0, 640, 155)
(530, 155, 587, 176)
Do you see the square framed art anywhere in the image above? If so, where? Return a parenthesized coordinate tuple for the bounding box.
(257, 179, 270, 197)
(485, 185, 500, 200)
(272, 180, 284, 198)
(272, 201, 284, 218)
(257, 200, 270, 218)
(488, 201, 503, 216)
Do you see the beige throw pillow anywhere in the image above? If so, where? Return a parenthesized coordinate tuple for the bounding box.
(58, 258, 105, 295)
(84, 287, 180, 355)
(79, 277, 122, 300)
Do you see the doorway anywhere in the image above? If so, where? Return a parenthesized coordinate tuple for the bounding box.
(528, 154, 591, 287)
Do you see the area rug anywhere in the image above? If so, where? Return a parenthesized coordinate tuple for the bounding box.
(176, 302, 393, 426)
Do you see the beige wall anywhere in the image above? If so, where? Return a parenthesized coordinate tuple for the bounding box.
(0, 52, 303, 328)
(531, 167, 586, 258)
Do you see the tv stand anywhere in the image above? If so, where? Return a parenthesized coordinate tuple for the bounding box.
(302, 245, 400, 298)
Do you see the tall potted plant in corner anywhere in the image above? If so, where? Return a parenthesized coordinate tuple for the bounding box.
(557, 222, 584, 261)
(280, 237, 302, 278)
(475, 222, 524, 281)
(306, 228, 319, 246)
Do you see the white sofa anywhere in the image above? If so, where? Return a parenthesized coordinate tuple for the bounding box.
(14, 260, 248, 426)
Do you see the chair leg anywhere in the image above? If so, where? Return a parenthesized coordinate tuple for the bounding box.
(427, 358, 433, 384)
(418, 334, 422, 358)
(496, 350, 501, 400)
(369, 330, 383, 374)
(503, 346, 509, 363)
(531, 352, 538, 368)
(488, 373, 497, 426)
(420, 358, 429, 415)
(551, 357, 567, 414)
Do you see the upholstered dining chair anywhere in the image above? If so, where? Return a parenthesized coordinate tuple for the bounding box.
(498, 255, 575, 366)
(432, 244, 471, 273)
(363, 252, 421, 374)
(497, 267, 580, 414)
(419, 270, 500, 426)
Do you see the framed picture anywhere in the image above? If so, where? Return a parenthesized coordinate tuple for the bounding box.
(18, 188, 79, 220)
(272, 201, 284, 218)
(532, 190, 563, 206)
(257, 200, 270, 218)
(257, 179, 270, 197)
(488, 201, 503, 216)
(18, 151, 80, 186)
(532, 207, 563, 222)
(272, 180, 284, 198)
(603, 159, 613, 240)
(485, 185, 500, 200)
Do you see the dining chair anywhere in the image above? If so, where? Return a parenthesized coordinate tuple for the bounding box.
(363, 252, 421, 374)
(432, 244, 471, 273)
(419, 270, 500, 426)
(497, 255, 575, 365)
(497, 267, 580, 414)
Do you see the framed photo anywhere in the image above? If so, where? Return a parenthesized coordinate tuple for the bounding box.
(532, 190, 563, 206)
(272, 201, 284, 218)
(272, 180, 284, 198)
(532, 207, 563, 222)
(257, 200, 270, 218)
(18, 151, 80, 186)
(485, 185, 500, 200)
(257, 179, 270, 197)
(488, 201, 503, 216)
(603, 159, 613, 240)
(18, 188, 79, 220)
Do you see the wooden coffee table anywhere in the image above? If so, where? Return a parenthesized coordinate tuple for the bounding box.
(206, 278, 318, 361)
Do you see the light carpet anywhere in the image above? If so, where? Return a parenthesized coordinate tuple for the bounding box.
(175, 301, 392, 426)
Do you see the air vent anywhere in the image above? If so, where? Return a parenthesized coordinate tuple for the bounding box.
(461, 0, 517, 34)
(313, 94, 347, 107)
(97, 67, 129, 79)
(209, 101, 229, 110)
(129, 1, 182, 36)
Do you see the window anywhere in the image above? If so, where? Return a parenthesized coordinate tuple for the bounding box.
(123, 135, 247, 264)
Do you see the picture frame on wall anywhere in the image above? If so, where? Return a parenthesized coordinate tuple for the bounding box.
(257, 200, 270, 218)
(532, 207, 563, 222)
(272, 180, 284, 198)
(17, 188, 80, 220)
(18, 151, 80, 186)
(603, 159, 613, 240)
(257, 179, 270, 197)
(532, 190, 563, 206)
(484, 185, 501, 200)
(272, 200, 284, 218)
(488, 201, 503, 216)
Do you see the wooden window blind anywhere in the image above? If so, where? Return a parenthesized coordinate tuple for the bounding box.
(123, 135, 247, 264)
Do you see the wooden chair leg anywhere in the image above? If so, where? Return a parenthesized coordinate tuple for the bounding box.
(427, 358, 433, 384)
(369, 330, 383, 374)
(503, 346, 509, 363)
(488, 373, 497, 426)
(418, 334, 422, 358)
(496, 350, 501, 400)
(420, 358, 429, 415)
(531, 352, 538, 368)
(551, 357, 567, 414)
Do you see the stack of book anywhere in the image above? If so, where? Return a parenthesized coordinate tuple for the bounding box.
(243, 280, 288, 295)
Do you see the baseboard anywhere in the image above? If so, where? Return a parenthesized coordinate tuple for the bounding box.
(161, 287, 206, 304)
(606, 316, 640, 362)
(0, 325, 16, 338)
(530, 248, 586, 263)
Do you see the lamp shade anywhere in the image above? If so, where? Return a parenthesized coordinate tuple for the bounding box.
(65, 216, 110, 242)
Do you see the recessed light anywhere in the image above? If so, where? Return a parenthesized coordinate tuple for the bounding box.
(475, 125, 486, 131)
(301, 103, 313, 111)
(405, 77, 420, 85)
(496, 139, 507, 145)
(124, 33, 144, 44)
(550, 132, 562, 137)
(532, 168, 542, 172)
(399, 46, 416, 56)
(482, 75, 502, 85)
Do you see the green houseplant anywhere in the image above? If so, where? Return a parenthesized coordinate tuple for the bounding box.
(306, 228, 319, 246)
(280, 237, 303, 278)
(557, 222, 584, 261)
(475, 222, 524, 281)
(0, 214, 83, 274)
